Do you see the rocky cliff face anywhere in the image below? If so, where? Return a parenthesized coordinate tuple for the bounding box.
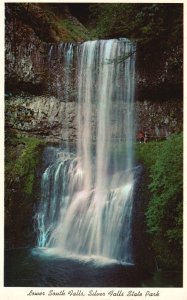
(4, 3, 183, 251)
(5, 6, 47, 94)
(6, 96, 183, 142)
(136, 45, 183, 100)
(5, 96, 77, 142)
(136, 100, 182, 138)
(5, 3, 89, 95)
(5, 3, 183, 140)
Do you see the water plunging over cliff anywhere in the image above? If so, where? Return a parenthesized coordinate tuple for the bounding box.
(36, 39, 136, 264)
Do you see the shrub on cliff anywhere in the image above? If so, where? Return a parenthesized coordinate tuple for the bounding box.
(136, 133, 183, 270)
(146, 133, 183, 269)
(88, 3, 182, 49)
(88, 3, 183, 87)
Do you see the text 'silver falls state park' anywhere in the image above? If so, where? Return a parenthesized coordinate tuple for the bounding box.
(5, 3, 183, 289)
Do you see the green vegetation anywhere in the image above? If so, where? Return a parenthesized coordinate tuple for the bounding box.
(88, 3, 182, 84)
(88, 4, 182, 49)
(136, 133, 183, 270)
(5, 3, 90, 43)
(5, 135, 43, 195)
(5, 133, 45, 247)
(56, 18, 89, 42)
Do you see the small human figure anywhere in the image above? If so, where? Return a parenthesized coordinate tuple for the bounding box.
(137, 131, 144, 143)
(144, 131, 149, 143)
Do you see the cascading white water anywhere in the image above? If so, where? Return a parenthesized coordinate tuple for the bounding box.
(48, 43, 74, 149)
(36, 39, 136, 264)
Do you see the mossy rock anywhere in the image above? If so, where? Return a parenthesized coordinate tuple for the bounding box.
(5, 133, 46, 248)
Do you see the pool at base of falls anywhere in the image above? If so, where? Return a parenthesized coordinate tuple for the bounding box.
(4, 248, 182, 287)
(32, 247, 135, 267)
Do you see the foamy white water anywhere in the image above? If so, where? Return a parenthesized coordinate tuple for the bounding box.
(35, 39, 136, 264)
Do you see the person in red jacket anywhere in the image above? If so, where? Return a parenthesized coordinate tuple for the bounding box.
(137, 131, 144, 143)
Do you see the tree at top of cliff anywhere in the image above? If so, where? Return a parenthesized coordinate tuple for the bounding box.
(88, 3, 182, 49)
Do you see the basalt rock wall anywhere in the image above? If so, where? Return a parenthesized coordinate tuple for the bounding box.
(5, 3, 89, 95)
(6, 96, 183, 141)
(5, 3, 183, 140)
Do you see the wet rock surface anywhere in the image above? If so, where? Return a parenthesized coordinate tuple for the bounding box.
(5, 96, 77, 142)
(5, 3, 182, 102)
(5, 96, 183, 141)
(135, 100, 183, 139)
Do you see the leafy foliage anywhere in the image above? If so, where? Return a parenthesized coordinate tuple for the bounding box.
(5, 3, 90, 43)
(147, 134, 183, 268)
(88, 2, 183, 81)
(136, 133, 183, 269)
(88, 3, 182, 49)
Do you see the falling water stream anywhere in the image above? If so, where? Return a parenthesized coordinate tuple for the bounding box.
(35, 39, 136, 265)
(5, 39, 183, 288)
(5, 38, 182, 288)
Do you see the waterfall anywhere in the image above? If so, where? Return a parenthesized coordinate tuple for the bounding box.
(35, 39, 136, 264)
(48, 43, 74, 148)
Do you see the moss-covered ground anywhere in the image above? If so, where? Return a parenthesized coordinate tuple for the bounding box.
(5, 133, 45, 248)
